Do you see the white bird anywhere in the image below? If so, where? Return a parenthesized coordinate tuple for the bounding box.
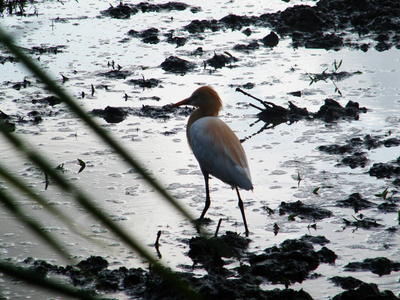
(171, 86, 253, 236)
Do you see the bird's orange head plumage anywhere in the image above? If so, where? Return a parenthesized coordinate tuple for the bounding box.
(171, 86, 222, 117)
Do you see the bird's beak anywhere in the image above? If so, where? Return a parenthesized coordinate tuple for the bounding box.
(170, 97, 190, 108)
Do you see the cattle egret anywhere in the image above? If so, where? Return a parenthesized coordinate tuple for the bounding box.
(171, 86, 253, 236)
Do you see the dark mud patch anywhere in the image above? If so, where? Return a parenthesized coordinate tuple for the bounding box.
(300, 234, 330, 246)
(261, 31, 280, 48)
(127, 28, 188, 46)
(4, 78, 32, 90)
(15, 234, 400, 299)
(205, 52, 238, 69)
(333, 283, 398, 300)
(101, 2, 195, 19)
(29, 45, 67, 55)
(90, 106, 128, 123)
(188, 231, 250, 272)
(32, 95, 63, 106)
(0, 54, 19, 64)
(126, 77, 161, 88)
(20, 234, 326, 299)
(90, 105, 193, 123)
(369, 158, 400, 185)
(330, 276, 364, 290)
(178, 0, 400, 51)
(127, 27, 160, 44)
(232, 40, 260, 53)
(161, 56, 196, 74)
(248, 239, 335, 285)
(336, 193, 376, 213)
(98, 69, 132, 80)
(319, 134, 400, 170)
(344, 257, 400, 276)
(279, 200, 332, 221)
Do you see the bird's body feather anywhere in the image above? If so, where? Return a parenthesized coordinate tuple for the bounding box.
(189, 117, 252, 191)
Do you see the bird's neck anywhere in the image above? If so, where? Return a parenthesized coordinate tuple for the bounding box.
(186, 108, 219, 145)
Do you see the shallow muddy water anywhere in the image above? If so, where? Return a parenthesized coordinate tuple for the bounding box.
(0, 0, 400, 299)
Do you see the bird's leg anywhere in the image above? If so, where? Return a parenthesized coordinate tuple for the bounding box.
(200, 172, 211, 220)
(195, 172, 210, 234)
(236, 187, 249, 237)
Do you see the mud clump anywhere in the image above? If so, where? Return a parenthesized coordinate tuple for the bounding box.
(101, 2, 193, 19)
(314, 99, 367, 122)
(184, 19, 220, 34)
(188, 231, 250, 271)
(90, 104, 193, 123)
(279, 200, 332, 220)
(165, 32, 187, 47)
(233, 40, 260, 52)
(135, 2, 190, 13)
(319, 134, 400, 170)
(330, 276, 364, 290)
(103, 106, 127, 123)
(300, 234, 330, 246)
(101, 3, 137, 19)
(127, 27, 160, 44)
(336, 193, 375, 213)
(344, 257, 400, 276)
(249, 239, 335, 285)
(127, 77, 161, 88)
(369, 160, 400, 182)
(29, 45, 66, 55)
(333, 283, 398, 300)
(0, 55, 19, 64)
(161, 56, 196, 74)
(6, 78, 32, 90)
(205, 52, 238, 69)
(261, 31, 279, 47)
(32, 95, 63, 106)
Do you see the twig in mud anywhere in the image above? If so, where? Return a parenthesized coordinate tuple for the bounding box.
(235, 87, 278, 109)
(214, 218, 223, 237)
(155, 230, 162, 259)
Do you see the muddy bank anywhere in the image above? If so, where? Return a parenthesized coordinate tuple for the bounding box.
(18, 231, 399, 299)
(319, 133, 400, 184)
(102, 0, 400, 52)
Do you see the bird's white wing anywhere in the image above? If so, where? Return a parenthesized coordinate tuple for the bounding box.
(189, 117, 252, 190)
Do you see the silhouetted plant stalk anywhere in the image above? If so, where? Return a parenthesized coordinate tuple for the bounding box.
(0, 25, 202, 300)
(0, 260, 99, 300)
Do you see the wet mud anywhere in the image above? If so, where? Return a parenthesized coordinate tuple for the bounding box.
(319, 133, 400, 184)
(102, 0, 400, 51)
(1, 0, 400, 298)
(18, 231, 398, 299)
(278, 200, 332, 220)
